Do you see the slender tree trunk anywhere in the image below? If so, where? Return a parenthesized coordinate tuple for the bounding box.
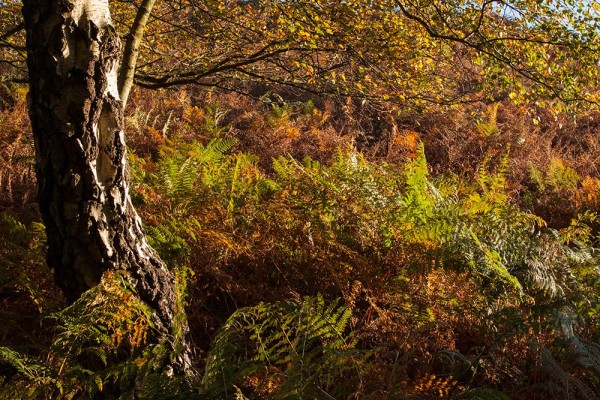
(21, 0, 193, 373)
(118, 0, 157, 107)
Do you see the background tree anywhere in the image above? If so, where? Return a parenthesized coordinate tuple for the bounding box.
(110, 0, 600, 107)
(4, 1, 600, 108)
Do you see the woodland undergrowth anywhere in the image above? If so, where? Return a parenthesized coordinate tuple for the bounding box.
(0, 87, 599, 399)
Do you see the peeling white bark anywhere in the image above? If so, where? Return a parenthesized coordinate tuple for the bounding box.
(23, 0, 195, 375)
(71, 0, 111, 31)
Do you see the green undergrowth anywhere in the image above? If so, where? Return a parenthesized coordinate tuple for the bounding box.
(1, 139, 599, 399)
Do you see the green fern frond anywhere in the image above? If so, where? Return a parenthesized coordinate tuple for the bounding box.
(202, 295, 362, 399)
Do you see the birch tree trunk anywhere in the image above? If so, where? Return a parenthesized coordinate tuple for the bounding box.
(118, 0, 156, 107)
(21, 0, 193, 374)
